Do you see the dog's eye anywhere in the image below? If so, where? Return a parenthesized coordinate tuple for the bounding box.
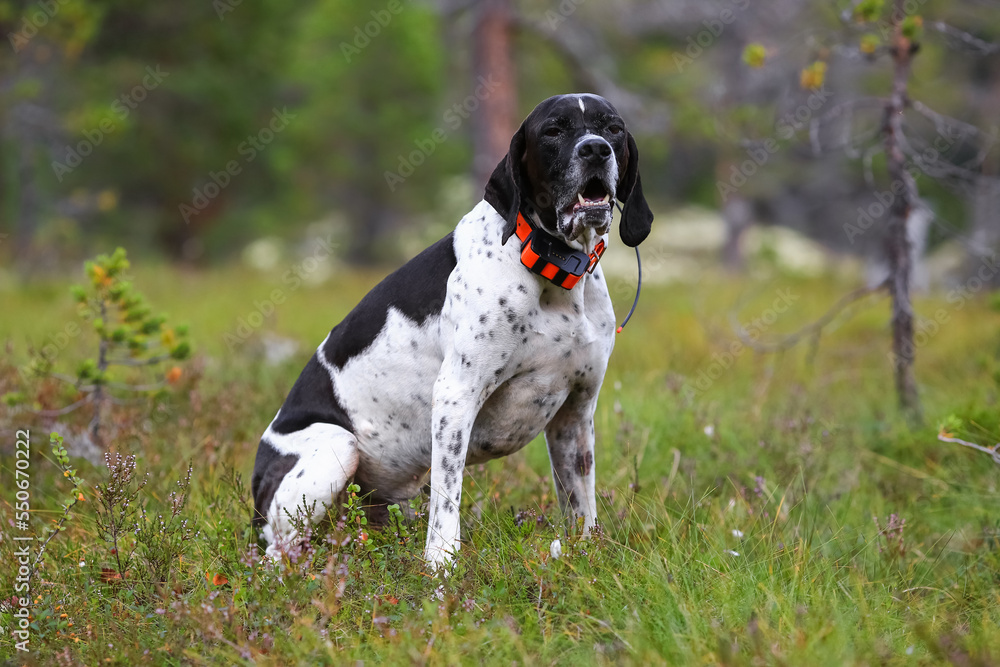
(608, 125, 623, 135)
(544, 127, 561, 137)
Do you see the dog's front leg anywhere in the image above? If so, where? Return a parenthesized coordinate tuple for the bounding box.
(544, 394, 600, 535)
(423, 354, 492, 569)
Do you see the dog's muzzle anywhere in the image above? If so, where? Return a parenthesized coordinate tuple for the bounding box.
(558, 137, 616, 239)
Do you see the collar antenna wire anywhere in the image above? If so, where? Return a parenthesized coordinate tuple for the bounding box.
(615, 201, 642, 333)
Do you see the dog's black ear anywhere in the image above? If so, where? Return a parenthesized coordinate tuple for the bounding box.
(617, 131, 654, 247)
(484, 121, 527, 245)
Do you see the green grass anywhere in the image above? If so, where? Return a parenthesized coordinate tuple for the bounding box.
(1, 258, 998, 665)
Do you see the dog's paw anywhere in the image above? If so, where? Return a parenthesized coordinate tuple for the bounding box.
(264, 543, 285, 562)
(424, 546, 457, 576)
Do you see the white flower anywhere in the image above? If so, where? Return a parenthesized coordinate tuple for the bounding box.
(550, 539, 562, 560)
(703, 425, 715, 437)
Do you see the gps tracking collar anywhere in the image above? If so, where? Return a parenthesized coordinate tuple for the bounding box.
(512, 209, 641, 333)
(514, 212, 605, 291)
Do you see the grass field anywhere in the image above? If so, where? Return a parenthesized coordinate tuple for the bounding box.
(1, 252, 998, 665)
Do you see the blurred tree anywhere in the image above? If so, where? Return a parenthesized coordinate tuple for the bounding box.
(0, 0, 103, 267)
(2, 0, 996, 272)
(71, 0, 302, 259)
(1, 0, 303, 261)
(730, 0, 999, 418)
(280, 0, 452, 263)
(470, 0, 516, 188)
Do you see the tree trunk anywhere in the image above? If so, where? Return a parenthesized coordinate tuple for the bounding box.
(721, 192, 752, 272)
(471, 0, 516, 189)
(969, 174, 1000, 288)
(883, 0, 921, 417)
(15, 122, 39, 266)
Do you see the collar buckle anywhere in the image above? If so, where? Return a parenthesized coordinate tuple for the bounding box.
(587, 239, 606, 274)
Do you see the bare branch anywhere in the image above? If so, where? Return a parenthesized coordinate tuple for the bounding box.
(104, 380, 167, 392)
(897, 125, 994, 188)
(830, 42, 876, 62)
(105, 394, 154, 407)
(33, 394, 94, 417)
(841, 100, 881, 159)
(910, 100, 995, 147)
(729, 279, 888, 353)
(929, 21, 1000, 56)
(106, 354, 170, 367)
(925, 207, 1000, 256)
(514, 16, 667, 133)
(37, 372, 166, 399)
(809, 97, 882, 155)
(809, 112, 823, 155)
(937, 433, 1000, 465)
(862, 144, 882, 187)
(48, 372, 97, 392)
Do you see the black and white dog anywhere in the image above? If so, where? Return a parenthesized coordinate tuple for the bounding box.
(251, 93, 652, 568)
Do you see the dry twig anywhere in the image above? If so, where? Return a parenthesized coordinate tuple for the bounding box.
(729, 279, 888, 353)
(937, 433, 1000, 466)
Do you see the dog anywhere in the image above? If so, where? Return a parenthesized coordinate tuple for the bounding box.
(251, 93, 652, 567)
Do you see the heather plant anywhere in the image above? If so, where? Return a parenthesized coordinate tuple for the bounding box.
(91, 453, 197, 599)
(92, 453, 146, 585)
(134, 462, 197, 590)
(873, 513, 908, 562)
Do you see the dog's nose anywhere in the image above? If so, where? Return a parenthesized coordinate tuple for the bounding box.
(577, 138, 612, 164)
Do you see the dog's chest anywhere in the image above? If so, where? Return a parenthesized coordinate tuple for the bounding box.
(340, 288, 611, 479)
(462, 288, 615, 462)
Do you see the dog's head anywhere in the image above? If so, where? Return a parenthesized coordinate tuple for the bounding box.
(485, 93, 653, 248)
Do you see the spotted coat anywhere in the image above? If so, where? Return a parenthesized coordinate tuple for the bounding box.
(251, 93, 653, 567)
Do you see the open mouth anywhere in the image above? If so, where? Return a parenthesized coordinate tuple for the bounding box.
(568, 178, 612, 215)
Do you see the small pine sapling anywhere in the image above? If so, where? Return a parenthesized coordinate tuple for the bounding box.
(25, 247, 192, 443)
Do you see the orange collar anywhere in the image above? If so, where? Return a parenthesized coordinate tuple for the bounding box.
(514, 213, 606, 290)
